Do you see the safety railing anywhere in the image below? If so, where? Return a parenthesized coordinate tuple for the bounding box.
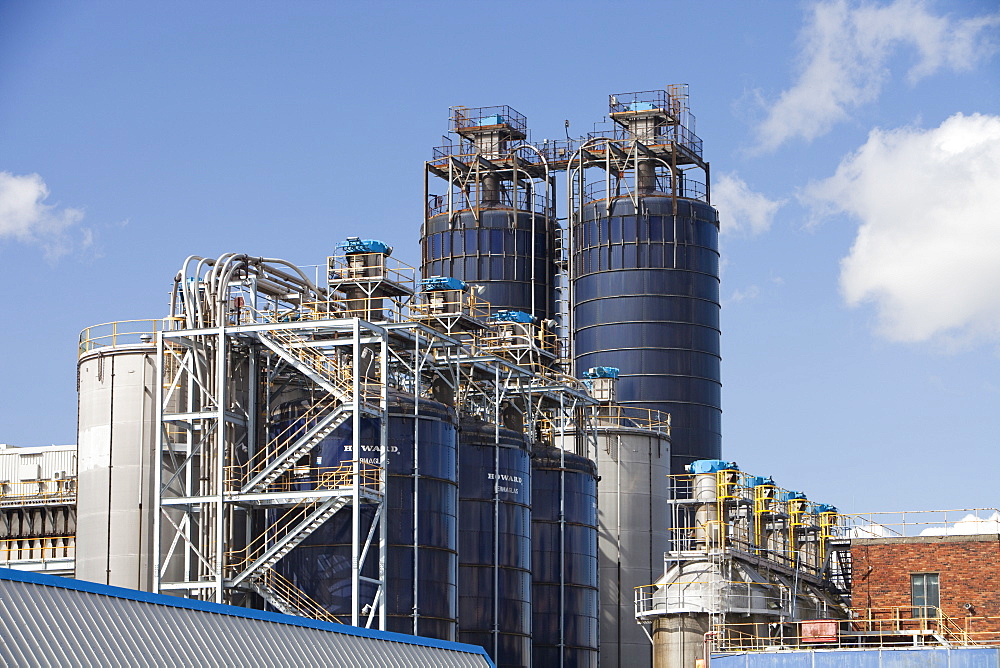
(78, 318, 175, 356)
(235, 395, 343, 486)
(410, 292, 492, 324)
(477, 322, 560, 358)
(327, 252, 417, 292)
(260, 568, 344, 624)
(709, 609, 1000, 651)
(430, 138, 579, 167)
(225, 461, 380, 573)
(581, 175, 707, 203)
(451, 105, 527, 135)
(249, 462, 380, 496)
(590, 405, 672, 435)
(426, 187, 554, 218)
(0, 536, 75, 563)
(609, 89, 684, 117)
(0, 479, 76, 507)
(843, 508, 1000, 539)
(238, 307, 381, 406)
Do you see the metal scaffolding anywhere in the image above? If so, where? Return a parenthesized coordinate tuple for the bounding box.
(153, 248, 599, 631)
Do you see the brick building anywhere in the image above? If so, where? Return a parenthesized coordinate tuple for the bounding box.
(850, 533, 1000, 642)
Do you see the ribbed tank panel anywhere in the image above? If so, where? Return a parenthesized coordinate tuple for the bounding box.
(422, 208, 557, 321)
(572, 195, 721, 472)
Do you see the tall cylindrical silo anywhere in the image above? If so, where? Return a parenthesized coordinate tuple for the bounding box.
(274, 392, 459, 640)
(457, 416, 532, 668)
(572, 195, 721, 473)
(76, 341, 158, 590)
(530, 444, 599, 668)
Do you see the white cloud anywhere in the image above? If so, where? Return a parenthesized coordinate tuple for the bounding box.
(0, 171, 87, 258)
(804, 113, 1000, 345)
(755, 0, 1000, 152)
(919, 511, 1000, 536)
(725, 285, 761, 306)
(712, 173, 784, 235)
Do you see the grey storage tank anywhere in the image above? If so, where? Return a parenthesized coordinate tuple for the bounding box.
(76, 323, 159, 590)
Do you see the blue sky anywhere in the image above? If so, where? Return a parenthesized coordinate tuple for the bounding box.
(2, 0, 998, 513)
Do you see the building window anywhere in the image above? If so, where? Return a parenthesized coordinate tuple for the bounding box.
(911, 572, 940, 618)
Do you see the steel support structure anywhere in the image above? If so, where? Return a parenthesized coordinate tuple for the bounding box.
(151, 252, 601, 635)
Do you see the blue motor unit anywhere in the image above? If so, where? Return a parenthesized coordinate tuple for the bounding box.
(338, 237, 392, 255)
(491, 309, 535, 324)
(688, 459, 739, 475)
(422, 276, 468, 292)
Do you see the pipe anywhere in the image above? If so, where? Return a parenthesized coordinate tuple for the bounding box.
(703, 630, 718, 667)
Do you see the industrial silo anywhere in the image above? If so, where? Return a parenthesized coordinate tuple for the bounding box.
(422, 105, 558, 322)
(273, 392, 459, 640)
(552, 400, 671, 668)
(530, 444, 599, 668)
(76, 324, 159, 590)
(597, 412, 671, 668)
(457, 416, 532, 668)
(570, 87, 721, 474)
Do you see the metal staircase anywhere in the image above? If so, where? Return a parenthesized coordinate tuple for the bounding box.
(256, 329, 356, 403)
(242, 401, 352, 494)
(252, 569, 344, 624)
(229, 495, 350, 588)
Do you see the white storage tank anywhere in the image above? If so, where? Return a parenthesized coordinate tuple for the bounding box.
(76, 326, 158, 590)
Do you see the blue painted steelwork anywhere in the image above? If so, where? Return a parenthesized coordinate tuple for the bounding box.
(572, 195, 721, 473)
(422, 209, 558, 322)
(813, 503, 837, 514)
(272, 393, 458, 641)
(338, 237, 392, 255)
(530, 445, 599, 668)
(747, 476, 775, 487)
(457, 416, 533, 667)
(423, 276, 469, 292)
(780, 491, 807, 501)
(712, 647, 1000, 667)
(0, 567, 492, 662)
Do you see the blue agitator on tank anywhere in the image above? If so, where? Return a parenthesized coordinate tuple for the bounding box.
(457, 415, 532, 667)
(270, 393, 458, 640)
(531, 444, 599, 668)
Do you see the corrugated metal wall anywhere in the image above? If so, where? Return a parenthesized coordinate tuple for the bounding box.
(0, 568, 493, 667)
(0, 445, 75, 483)
(712, 647, 1000, 668)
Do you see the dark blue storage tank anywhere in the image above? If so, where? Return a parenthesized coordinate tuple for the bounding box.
(572, 194, 721, 473)
(457, 415, 532, 668)
(422, 209, 557, 322)
(530, 444, 599, 668)
(271, 393, 458, 640)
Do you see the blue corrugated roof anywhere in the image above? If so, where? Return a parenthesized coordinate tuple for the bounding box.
(0, 567, 494, 664)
